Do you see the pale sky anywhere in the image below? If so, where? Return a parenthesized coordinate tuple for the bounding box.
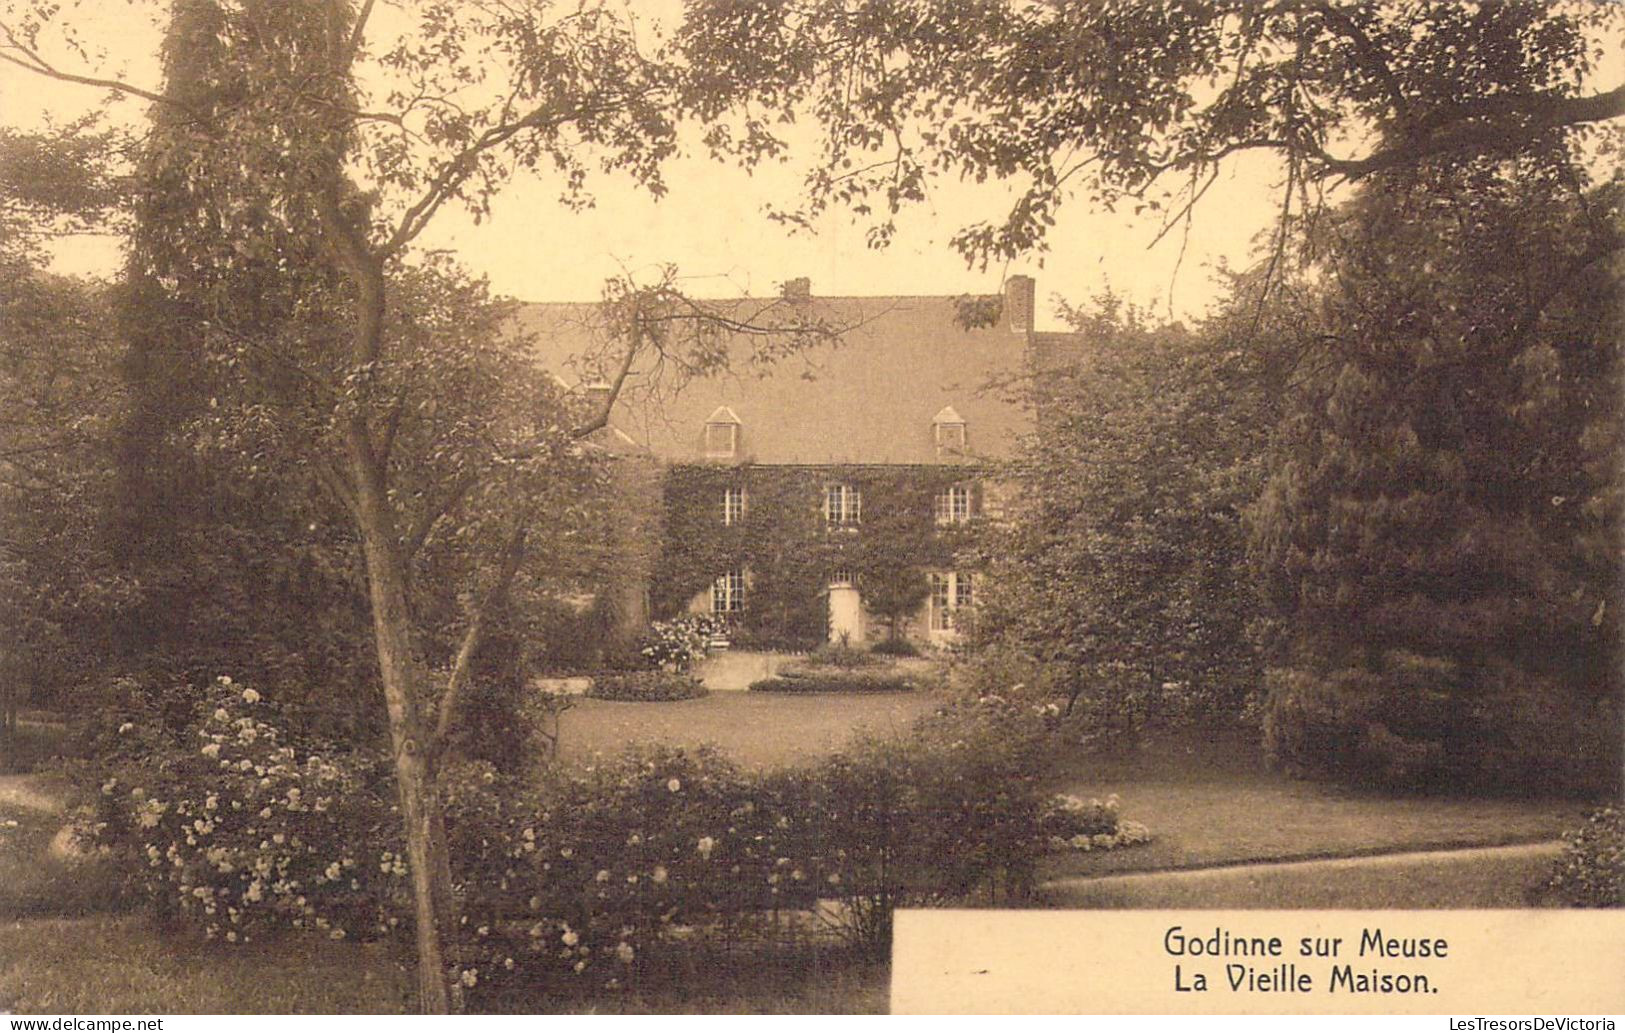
(3, 2, 1292, 327)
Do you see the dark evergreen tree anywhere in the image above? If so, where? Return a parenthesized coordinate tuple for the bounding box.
(1249, 162, 1622, 793)
(109, 0, 377, 735)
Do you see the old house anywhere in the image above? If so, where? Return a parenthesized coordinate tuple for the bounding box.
(517, 275, 1078, 649)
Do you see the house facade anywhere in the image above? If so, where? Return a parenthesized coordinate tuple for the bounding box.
(517, 275, 1076, 649)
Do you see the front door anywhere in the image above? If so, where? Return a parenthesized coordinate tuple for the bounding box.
(828, 583, 864, 645)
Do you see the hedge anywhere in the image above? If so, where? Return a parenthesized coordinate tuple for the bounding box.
(748, 671, 914, 694)
(90, 678, 1151, 1004)
(587, 671, 709, 702)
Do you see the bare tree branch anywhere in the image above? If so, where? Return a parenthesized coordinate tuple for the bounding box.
(0, 22, 193, 115)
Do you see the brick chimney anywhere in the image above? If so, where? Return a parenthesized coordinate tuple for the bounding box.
(1004, 275, 1035, 333)
(781, 276, 812, 302)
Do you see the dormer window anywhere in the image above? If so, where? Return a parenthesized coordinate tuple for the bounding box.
(935, 483, 972, 525)
(933, 405, 967, 456)
(723, 486, 746, 526)
(704, 406, 741, 458)
(825, 483, 862, 526)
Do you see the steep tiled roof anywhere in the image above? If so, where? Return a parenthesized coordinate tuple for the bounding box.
(513, 292, 1051, 465)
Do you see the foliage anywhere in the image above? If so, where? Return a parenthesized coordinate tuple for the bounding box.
(971, 295, 1269, 737)
(1040, 793, 1153, 855)
(636, 615, 724, 673)
(749, 672, 915, 695)
(90, 677, 405, 944)
(802, 642, 883, 669)
(443, 623, 551, 774)
(528, 596, 629, 673)
(587, 671, 709, 703)
(0, 272, 127, 725)
(1538, 807, 1623, 908)
(1249, 169, 1623, 793)
(0, 129, 130, 745)
(679, 0, 1624, 264)
(448, 692, 1077, 996)
(869, 637, 920, 658)
(652, 464, 976, 645)
(91, 676, 1124, 992)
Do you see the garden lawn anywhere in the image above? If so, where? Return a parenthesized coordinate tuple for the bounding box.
(0, 915, 887, 1014)
(0, 915, 411, 1014)
(556, 690, 937, 769)
(0, 775, 127, 919)
(1044, 729, 1593, 880)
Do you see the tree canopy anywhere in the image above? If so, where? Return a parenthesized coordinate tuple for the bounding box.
(678, 0, 1624, 263)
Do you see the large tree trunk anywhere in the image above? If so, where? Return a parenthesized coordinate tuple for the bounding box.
(345, 420, 459, 1013)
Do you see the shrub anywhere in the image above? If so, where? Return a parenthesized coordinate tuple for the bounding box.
(1264, 657, 1622, 793)
(803, 642, 882, 669)
(587, 671, 709, 703)
(528, 596, 625, 673)
(723, 626, 824, 653)
(1538, 807, 1623, 908)
(1040, 793, 1153, 853)
(790, 694, 1065, 953)
(89, 675, 1142, 1001)
(869, 637, 919, 658)
(749, 672, 914, 694)
(90, 677, 406, 944)
(451, 695, 1098, 998)
(636, 615, 723, 673)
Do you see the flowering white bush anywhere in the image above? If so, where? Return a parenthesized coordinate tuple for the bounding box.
(94, 677, 404, 943)
(635, 615, 724, 672)
(89, 675, 1152, 1005)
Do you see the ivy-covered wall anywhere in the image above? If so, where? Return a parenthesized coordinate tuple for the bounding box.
(650, 464, 983, 647)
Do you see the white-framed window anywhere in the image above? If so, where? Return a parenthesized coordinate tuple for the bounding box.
(704, 406, 742, 458)
(712, 569, 746, 614)
(705, 422, 738, 457)
(929, 571, 975, 632)
(723, 486, 746, 526)
(824, 483, 862, 526)
(935, 483, 972, 525)
(933, 405, 968, 457)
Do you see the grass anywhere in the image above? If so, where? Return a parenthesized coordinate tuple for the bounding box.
(0, 778, 128, 920)
(486, 948, 889, 1015)
(1042, 727, 1592, 881)
(0, 915, 412, 1014)
(0, 913, 887, 1014)
(1043, 843, 1563, 909)
(557, 690, 937, 770)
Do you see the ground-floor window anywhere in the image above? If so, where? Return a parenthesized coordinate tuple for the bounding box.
(712, 569, 746, 614)
(929, 571, 975, 631)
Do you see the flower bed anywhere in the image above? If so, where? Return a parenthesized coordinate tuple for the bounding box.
(1538, 806, 1622, 907)
(747, 671, 914, 694)
(587, 671, 709, 703)
(90, 677, 1149, 1003)
(1041, 793, 1154, 853)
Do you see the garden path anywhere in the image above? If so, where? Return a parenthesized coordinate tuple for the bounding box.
(1040, 840, 1566, 909)
(0, 774, 63, 815)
